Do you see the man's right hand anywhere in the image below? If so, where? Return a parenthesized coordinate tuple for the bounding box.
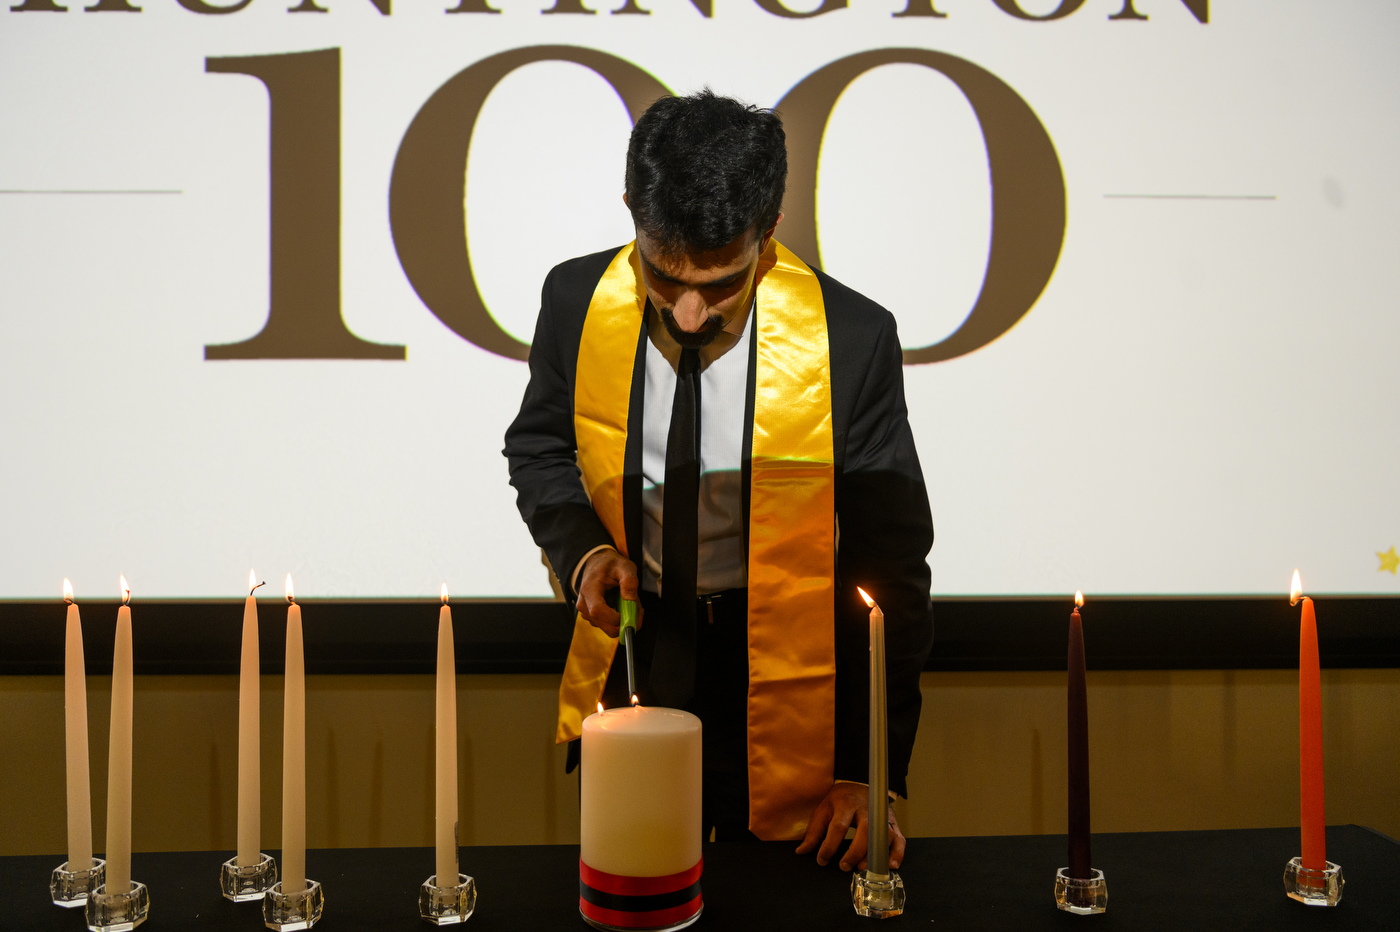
(577, 549, 644, 638)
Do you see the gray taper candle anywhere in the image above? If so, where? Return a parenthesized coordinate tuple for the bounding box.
(859, 587, 889, 877)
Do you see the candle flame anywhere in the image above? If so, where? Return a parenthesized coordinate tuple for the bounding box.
(596, 702, 604, 715)
(248, 569, 265, 597)
(119, 575, 130, 605)
(1290, 569, 1303, 606)
(63, 578, 74, 603)
(441, 583, 449, 605)
(1075, 591, 1084, 608)
(630, 694, 639, 707)
(857, 587, 875, 608)
(285, 574, 295, 603)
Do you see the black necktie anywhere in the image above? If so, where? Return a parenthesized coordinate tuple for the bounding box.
(652, 347, 700, 707)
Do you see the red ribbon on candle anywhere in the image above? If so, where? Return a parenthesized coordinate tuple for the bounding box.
(578, 858, 703, 929)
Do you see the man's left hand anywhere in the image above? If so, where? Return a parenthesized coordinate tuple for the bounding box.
(794, 782, 905, 871)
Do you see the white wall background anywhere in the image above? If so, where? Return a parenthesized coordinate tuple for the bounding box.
(2, 0, 1397, 598)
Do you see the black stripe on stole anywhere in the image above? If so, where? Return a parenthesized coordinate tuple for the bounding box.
(623, 307, 648, 564)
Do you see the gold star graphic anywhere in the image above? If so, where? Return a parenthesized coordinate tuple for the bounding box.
(1379, 547, 1400, 575)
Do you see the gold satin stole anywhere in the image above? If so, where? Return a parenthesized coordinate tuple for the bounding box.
(558, 239, 836, 841)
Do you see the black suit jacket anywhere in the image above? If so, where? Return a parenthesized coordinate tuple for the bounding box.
(503, 245, 934, 797)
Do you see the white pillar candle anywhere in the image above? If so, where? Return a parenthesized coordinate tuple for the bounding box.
(63, 580, 93, 873)
(434, 585, 458, 886)
(237, 571, 263, 868)
(281, 575, 306, 893)
(105, 576, 134, 895)
(580, 705, 701, 878)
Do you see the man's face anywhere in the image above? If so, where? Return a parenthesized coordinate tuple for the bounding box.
(634, 223, 775, 349)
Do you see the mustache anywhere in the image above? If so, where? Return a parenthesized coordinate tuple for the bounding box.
(658, 307, 724, 349)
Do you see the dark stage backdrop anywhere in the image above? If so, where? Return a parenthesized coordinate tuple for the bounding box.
(3, 596, 1397, 676)
(2, 1, 1398, 601)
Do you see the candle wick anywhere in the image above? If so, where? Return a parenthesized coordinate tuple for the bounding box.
(250, 580, 266, 596)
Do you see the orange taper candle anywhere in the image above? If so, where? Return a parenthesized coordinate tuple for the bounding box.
(1291, 570, 1326, 871)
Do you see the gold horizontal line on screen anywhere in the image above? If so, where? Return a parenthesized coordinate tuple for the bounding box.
(0, 189, 183, 195)
(1103, 194, 1277, 201)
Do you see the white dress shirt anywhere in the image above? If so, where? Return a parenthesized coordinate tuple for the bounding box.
(639, 305, 753, 595)
(571, 300, 754, 596)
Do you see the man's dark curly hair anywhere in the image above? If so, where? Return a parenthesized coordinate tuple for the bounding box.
(624, 89, 787, 255)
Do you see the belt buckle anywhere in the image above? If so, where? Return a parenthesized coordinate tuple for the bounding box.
(700, 592, 722, 625)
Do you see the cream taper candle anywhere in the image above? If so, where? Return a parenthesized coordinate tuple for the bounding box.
(63, 579, 93, 874)
(281, 575, 306, 894)
(238, 571, 265, 868)
(435, 584, 458, 886)
(105, 576, 134, 895)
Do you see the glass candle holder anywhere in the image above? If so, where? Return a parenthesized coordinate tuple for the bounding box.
(419, 873, 477, 925)
(1284, 857, 1343, 907)
(1054, 867, 1107, 915)
(51, 857, 105, 908)
(851, 869, 905, 919)
(84, 879, 149, 932)
(262, 879, 324, 930)
(220, 852, 277, 902)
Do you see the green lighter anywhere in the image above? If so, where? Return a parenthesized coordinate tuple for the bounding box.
(619, 597, 639, 699)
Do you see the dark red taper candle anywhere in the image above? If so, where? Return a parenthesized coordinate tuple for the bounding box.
(1067, 593, 1091, 879)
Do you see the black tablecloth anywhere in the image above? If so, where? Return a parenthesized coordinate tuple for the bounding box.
(4, 826, 1396, 931)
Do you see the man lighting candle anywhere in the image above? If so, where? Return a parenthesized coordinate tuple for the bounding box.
(504, 91, 934, 864)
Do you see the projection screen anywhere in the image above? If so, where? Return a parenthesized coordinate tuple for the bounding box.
(2, 0, 1397, 599)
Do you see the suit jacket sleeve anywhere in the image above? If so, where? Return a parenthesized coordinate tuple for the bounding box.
(831, 305, 935, 799)
(503, 261, 616, 604)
